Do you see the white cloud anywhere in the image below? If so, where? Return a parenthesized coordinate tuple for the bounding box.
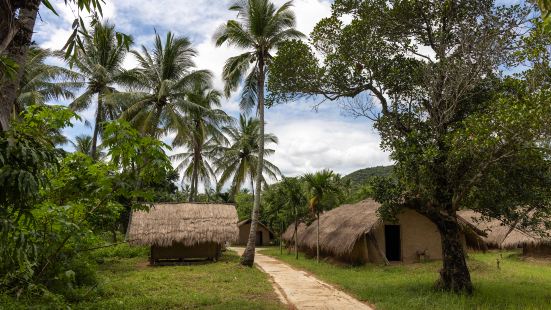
(266, 113, 392, 177)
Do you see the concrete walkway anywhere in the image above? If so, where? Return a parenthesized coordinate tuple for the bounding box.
(231, 247, 373, 310)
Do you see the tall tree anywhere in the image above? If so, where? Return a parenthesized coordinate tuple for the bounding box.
(119, 32, 211, 138)
(17, 47, 82, 112)
(279, 177, 308, 259)
(71, 134, 93, 156)
(215, 115, 281, 197)
(303, 169, 341, 263)
(214, 0, 304, 266)
(69, 21, 132, 160)
(0, 0, 104, 131)
(171, 83, 231, 202)
(268, 0, 551, 293)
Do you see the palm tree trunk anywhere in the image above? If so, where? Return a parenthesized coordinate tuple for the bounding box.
(250, 173, 255, 198)
(294, 215, 298, 259)
(91, 94, 103, 160)
(240, 55, 266, 266)
(0, 0, 40, 131)
(190, 144, 200, 202)
(279, 221, 283, 255)
(317, 210, 320, 263)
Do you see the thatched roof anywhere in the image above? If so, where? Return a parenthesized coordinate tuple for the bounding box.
(282, 222, 307, 242)
(299, 199, 381, 256)
(457, 210, 547, 248)
(127, 203, 238, 247)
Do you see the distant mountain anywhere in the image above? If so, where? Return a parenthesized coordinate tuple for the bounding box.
(343, 165, 394, 185)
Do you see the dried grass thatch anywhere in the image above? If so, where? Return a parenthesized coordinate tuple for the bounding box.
(282, 222, 307, 242)
(299, 199, 381, 256)
(457, 210, 546, 249)
(127, 203, 238, 247)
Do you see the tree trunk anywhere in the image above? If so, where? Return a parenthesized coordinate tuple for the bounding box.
(434, 214, 473, 294)
(294, 216, 298, 259)
(240, 54, 266, 267)
(189, 143, 200, 202)
(279, 222, 283, 255)
(0, 0, 40, 131)
(91, 94, 103, 160)
(316, 210, 320, 263)
(250, 173, 255, 198)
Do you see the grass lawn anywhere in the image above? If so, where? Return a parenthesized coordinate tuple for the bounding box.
(261, 248, 551, 310)
(2, 249, 283, 310)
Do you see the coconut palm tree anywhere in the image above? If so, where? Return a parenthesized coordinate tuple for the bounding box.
(69, 21, 133, 160)
(303, 169, 342, 263)
(170, 83, 232, 202)
(215, 115, 281, 198)
(214, 0, 304, 266)
(16, 46, 82, 113)
(118, 32, 211, 138)
(71, 134, 93, 155)
(278, 177, 308, 259)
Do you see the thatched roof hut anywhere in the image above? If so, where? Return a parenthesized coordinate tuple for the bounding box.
(127, 203, 238, 262)
(236, 219, 275, 246)
(457, 210, 551, 256)
(282, 222, 307, 243)
(297, 199, 475, 264)
(300, 200, 381, 258)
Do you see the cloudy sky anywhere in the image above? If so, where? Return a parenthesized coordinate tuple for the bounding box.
(33, 0, 392, 180)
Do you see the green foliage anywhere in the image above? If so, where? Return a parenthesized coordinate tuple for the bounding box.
(91, 243, 148, 260)
(0, 105, 75, 211)
(214, 0, 305, 110)
(536, 0, 551, 31)
(0, 109, 176, 300)
(117, 32, 210, 137)
(214, 115, 281, 196)
(170, 82, 231, 201)
(267, 39, 321, 106)
(102, 120, 172, 191)
(69, 20, 133, 158)
(303, 169, 343, 214)
(235, 191, 255, 221)
(262, 177, 309, 234)
(18, 47, 82, 111)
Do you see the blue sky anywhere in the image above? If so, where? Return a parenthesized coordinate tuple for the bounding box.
(33, 0, 396, 180)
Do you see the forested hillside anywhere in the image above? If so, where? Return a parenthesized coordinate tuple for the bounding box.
(343, 165, 393, 185)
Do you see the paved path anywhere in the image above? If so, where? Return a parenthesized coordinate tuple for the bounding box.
(231, 247, 373, 310)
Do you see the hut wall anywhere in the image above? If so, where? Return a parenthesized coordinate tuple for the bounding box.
(369, 209, 446, 263)
(523, 243, 551, 257)
(346, 234, 369, 264)
(151, 242, 220, 260)
(237, 223, 271, 246)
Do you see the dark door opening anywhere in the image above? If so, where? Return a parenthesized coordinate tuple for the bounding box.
(384, 225, 401, 261)
(255, 231, 263, 246)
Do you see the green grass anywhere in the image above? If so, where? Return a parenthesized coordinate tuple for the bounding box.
(260, 248, 551, 310)
(2, 249, 283, 310)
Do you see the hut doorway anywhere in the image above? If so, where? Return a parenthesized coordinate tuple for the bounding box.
(385, 225, 401, 261)
(256, 231, 263, 246)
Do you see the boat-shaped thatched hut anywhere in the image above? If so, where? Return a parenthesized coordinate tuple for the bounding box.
(296, 199, 475, 264)
(458, 210, 551, 257)
(127, 203, 238, 264)
(282, 222, 307, 246)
